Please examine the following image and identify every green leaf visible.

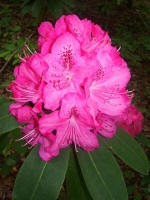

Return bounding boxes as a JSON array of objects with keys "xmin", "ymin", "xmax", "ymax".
[
  {"xmin": 0, "ymin": 79, "xmax": 11, "ymax": 88},
  {"xmin": 0, "ymin": 133, "xmax": 10, "ymax": 152},
  {"xmin": 77, "ymin": 146, "xmax": 128, "ymax": 200},
  {"xmin": 0, "ymin": 114, "xmax": 18, "ymax": 135},
  {"xmin": 66, "ymin": 149, "xmax": 92, "ymax": 200},
  {"xmin": 12, "ymin": 26, "xmax": 21, "ymax": 32},
  {"xmin": 0, "ymin": 50, "xmax": 10, "ymax": 57},
  {"xmin": 0, "ymin": 97, "xmax": 18, "ymax": 135},
  {"xmin": 136, "ymin": 133, "xmax": 150, "ymax": 148},
  {"xmin": 4, "ymin": 43, "xmax": 16, "ymax": 51},
  {"xmin": 101, "ymin": 127, "xmax": 149, "ymax": 175},
  {"xmin": 13, "ymin": 146, "xmax": 70, "ymax": 200},
  {"xmin": 0, "ymin": 100, "xmax": 11, "ymax": 118}
]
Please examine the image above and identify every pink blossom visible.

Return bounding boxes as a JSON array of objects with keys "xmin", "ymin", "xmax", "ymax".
[
  {"xmin": 55, "ymin": 15, "xmax": 67, "ymax": 36},
  {"xmin": 11, "ymin": 104, "xmax": 55, "ymax": 161},
  {"xmin": 42, "ymin": 32, "xmax": 88, "ymax": 110},
  {"xmin": 39, "ymin": 94, "xmax": 99, "ymax": 156},
  {"xmin": 21, "ymin": 118, "xmax": 56, "ymax": 161},
  {"xmin": 9, "ymin": 54, "xmax": 48, "ymax": 108},
  {"xmin": 117, "ymin": 105, "xmax": 143, "ymax": 137},
  {"xmin": 9, "ymin": 103, "xmax": 35, "ymax": 123},
  {"xmin": 96, "ymin": 112, "xmax": 117, "ymax": 138},
  {"xmin": 8, "ymin": 14, "xmax": 143, "ymax": 161},
  {"xmin": 85, "ymin": 45, "xmax": 132, "ymax": 116},
  {"xmin": 39, "ymin": 134, "xmax": 56, "ymax": 161},
  {"xmin": 20, "ymin": 120, "xmax": 41, "ymax": 147},
  {"xmin": 38, "ymin": 22, "xmax": 56, "ymax": 54}
]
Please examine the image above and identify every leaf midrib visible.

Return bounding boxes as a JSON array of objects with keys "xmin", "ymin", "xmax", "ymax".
[
  {"xmin": 30, "ymin": 162, "xmax": 47, "ymax": 200},
  {"xmin": 88, "ymin": 152, "xmax": 115, "ymax": 200}
]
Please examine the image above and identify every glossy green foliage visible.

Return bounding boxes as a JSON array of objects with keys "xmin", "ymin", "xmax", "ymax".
[
  {"xmin": 66, "ymin": 149, "xmax": 92, "ymax": 200},
  {"xmin": 77, "ymin": 146, "xmax": 128, "ymax": 200},
  {"xmin": 101, "ymin": 127, "xmax": 149, "ymax": 175},
  {"xmin": 0, "ymin": 97, "xmax": 18, "ymax": 135},
  {"xmin": 13, "ymin": 146, "xmax": 70, "ymax": 200}
]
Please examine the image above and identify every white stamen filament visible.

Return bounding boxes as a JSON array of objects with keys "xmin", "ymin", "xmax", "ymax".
[
  {"xmin": 16, "ymin": 129, "xmax": 36, "ymax": 141},
  {"xmin": 117, "ymin": 46, "xmax": 121, "ymax": 51},
  {"xmin": 18, "ymin": 54, "xmax": 26, "ymax": 62},
  {"xmin": 25, "ymin": 44, "xmax": 34, "ymax": 55}
]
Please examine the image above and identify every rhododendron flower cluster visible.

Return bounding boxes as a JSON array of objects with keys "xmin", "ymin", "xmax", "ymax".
[{"xmin": 9, "ymin": 15, "xmax": 143, "ymax": 161}]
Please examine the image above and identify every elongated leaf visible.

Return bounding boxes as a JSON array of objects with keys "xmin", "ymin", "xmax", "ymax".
[
  {"xmin": 0, "ymin": 97, "xmax": 10, "ymax": 122},
  {"xmin": 0, "ymin": 114, "xmax": 18, "ymax": 135},
  {"xmin": 66, "ymin": 149, "xmax": 92, "ymax": 200},
  {"xmin": 0, "ymin": 101, "xmax": 10, "ymax": 118},
  {"xmin": 77, "ymin": 146, "xmax": 128, "ymax": 200},
  {"xmin": 0, "ymin": 97, "xmax": 18, "ymax": 135},
  {"xmin": 13, "ymin": 146, "xmax": 70, "ymax": 200},
  {"xmin": 0, "ymin": 133, "xmax": 10, "ymax": 152},
  {"xmin": 101, "ymin": 127, "xmax": 149, "ymax": 175}
]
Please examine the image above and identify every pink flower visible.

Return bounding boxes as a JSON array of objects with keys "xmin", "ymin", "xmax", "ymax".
[
  {"xmin": 20, "ymin": 118, "xmax": 56, "ymax": 161},
  {"xmin": 42, "ymin": 31, "xmax": 89, "ymax": 110},
  {"xmin": 9, "ymin": 103, "xmax": 35, "ymax": 124},
  {"xmin": 20, "ymin": 120, "xmax": 41, "ymax": 147},
  {"xmin": 9, "ymin": 54, "xmax": 48, "ymax": 108},
  {"xmin": 39, "ymin": 94, "xmax": 99, "ymax": 156},
  {"xmin": 38, "ymin": 22, "xmax": 56, "ymax": 54},
  {"xmin": 96, "ymin": 112, "xmax": 117, "ymax": 138},
  {"xmin": 11, "ymin": 103, "xmax": 56, "ymax": 161},
  {"xmin": 8, "ymin": 14, "xmax": 143, "ymax": 161},
  {"xmin": 39, "ymin": 134, "xmax": 56, "ymax": 161},
  {"xmin": 117, "ymin": 105, "xmax": 143, "ymax": 137},
  {"xmin": 85, "ymin": 45, "xmax": 132, "ymax": 117},
  {"xmin": 9, "ymin": 103, "xmax": 40, "ymax": 147}
]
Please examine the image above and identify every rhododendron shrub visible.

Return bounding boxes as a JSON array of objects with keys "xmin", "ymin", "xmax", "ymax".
[
  {"xmin": 7, "ymin": 14, "xmax": 149, "ymax": 200},
  {"xmin": 9, "ymin": 14, "xmax": 143, "ymax": 162}
]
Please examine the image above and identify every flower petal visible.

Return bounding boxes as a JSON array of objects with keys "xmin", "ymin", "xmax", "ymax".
[
  {"xmin": 38, "ymin": 22, "xmax": 55, "ymax": 38},
  {"xmin": 51, "ymin": 32, "xmax": 81, "ymax": 62},
  {"xmin": 38, "ymin": 22, "xmax": 56, "ymax": 53},
  {"xmin": 96, "ymin": 113, "xmax": 116, "ymax": 138},
  {"xmin": 39, "ymin": 111, "xmax": 65, "ymax": 135},
  {"xmin": 55, "ymin": 15, "xmax": 67, "ymax": 36},
  {"xmin": 39, "ymin": 134, "xmax": 56, "ymax": 161},
  {"xmin": 117, "ymin": 105, "xmax": 143, "ymax": 137},
  {"xmin": 29, "ymin": 54, "xmax": 48, "ymax": 77},
  {"xmin": 89, "ymin": 89, "xmax": 131, "ymax": 116},
  {"xmin": 65, "ymin": 15, "xmax": 84, "ymax": 41},
  {"xmin": 88, "ymin": 64, "xmax": 131, "ymax": 116},
  {"xmin": 50, "ymin": 117, "xmax": 99, "ymax": 155},
  {"xmin": 9, "ymin": 103, "xmax": 34, "ymax": 123},
  {"xmin": 59, "ymin": 93, "xmax": 94, "ymax": 126},
  {"xmin": 43, "ymin": 83, "xmax": 73, "ymax": 111}
]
